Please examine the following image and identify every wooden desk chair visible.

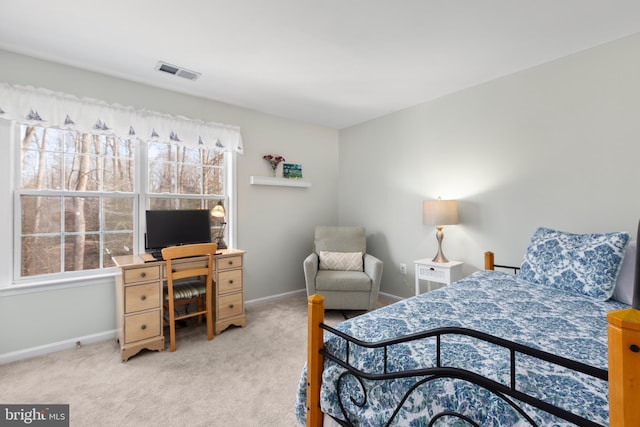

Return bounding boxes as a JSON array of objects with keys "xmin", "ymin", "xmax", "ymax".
[{"xmin": 162, "ymin": 242, "xmax": 217, "ymax": 352}]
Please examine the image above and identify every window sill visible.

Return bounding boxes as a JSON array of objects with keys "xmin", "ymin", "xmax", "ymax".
[
  {"xmin": 249, "ymin": 176, "xmax": 311, "ymax": 187},
  {"xmin": 1, "ymin": 270, "xmax": 119, "ymax": 296}
]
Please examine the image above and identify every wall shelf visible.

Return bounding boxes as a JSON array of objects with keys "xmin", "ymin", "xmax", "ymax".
[{"xmin": 249, "ymin": 176, "xmax": 311, "ymax": 188}]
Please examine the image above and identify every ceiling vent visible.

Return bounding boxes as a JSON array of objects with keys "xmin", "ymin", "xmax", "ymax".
[{"xmin": 155, "ymin": 61, "xmax": 201, "ymax": 81}]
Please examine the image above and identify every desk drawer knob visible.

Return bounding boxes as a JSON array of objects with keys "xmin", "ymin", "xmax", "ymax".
[
  {"xmin": 228, "ymin": 261, "xmax": 233, "ymax": 266},
  {"xmin": 429, "ymin": 267, "xmax": 435, "ymax": 271},
  {"xmin": 141, "ymin": 324, "xmax": 147, "ymax": 330},
  {"xmin": 228, "ymin": 280, "xmax": 234, "ymax": 284},
  {"xmin": 140, "ymin": 295, "xmax": 146, "ymax": 301},
  {"xmin": 229, "ymin": 304, "xmax": 234, "ymax": 309},
  {"xmin": 140, "ymin": 272, "xmax": 146, "ymax": 278}
]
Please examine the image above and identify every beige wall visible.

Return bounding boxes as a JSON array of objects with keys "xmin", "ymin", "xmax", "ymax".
[
  {"xmin": 339, "ymin": 33, "xmax": 640, "ymax": 297},
  {"xmin": 0, "ymin": 49, "xmax": 339, "ymax": 358}
]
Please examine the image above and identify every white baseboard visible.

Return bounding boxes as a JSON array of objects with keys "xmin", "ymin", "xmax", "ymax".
[
  {"xmin": 1, "ymin": 289, "xmax": 402, "ymax": 365},
  {"xmin": 379, "ymin": 291, "xmax": 403, "ymax": 302},
  {"xmin": 245, "ymin": 288, "xmax": 306, "ymax": 307},
  {"xmin": 0, "ymin": 330, "xmax": 117, "ymax": 365}
]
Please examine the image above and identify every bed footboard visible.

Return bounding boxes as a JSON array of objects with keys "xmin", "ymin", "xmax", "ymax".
[
  {"xmin": 307, "ymin": 292, "xmax": 640, "ymax": 426},
  {"xmin": 307, "ymin": 294, "xmax": 324, "ymax": 427}
]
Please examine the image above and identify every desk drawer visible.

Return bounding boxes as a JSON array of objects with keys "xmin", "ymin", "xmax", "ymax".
[
  {"xmin": 217, "ymin": 255, "xmax": 242, "ymax": 271},
  {"xmin": 124, "ymin": 266, "xmax": 160, "ymax": 284},
  {"xmin": 124, "ymin": 310, "xmax": 161, "ymax": 343},
  {"xmin": 125, "ymin": 283, "xmax": 161, "ymax": 314},
  {"xmin": 218, "ymin": 269, "xmax": 242, "ymax": 294},
  {"xmin": 218, "ymin": 293, "xmax": 243, "ymax": 319}
]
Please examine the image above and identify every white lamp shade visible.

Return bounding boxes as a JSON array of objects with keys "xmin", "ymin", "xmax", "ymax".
[
  {"xmin": 423, "ymin": 199, "xmax": 458, "ymax": 226},
  {"xmin": 211, "ymin": 203, "xmax": 226, "ymax": 218}
]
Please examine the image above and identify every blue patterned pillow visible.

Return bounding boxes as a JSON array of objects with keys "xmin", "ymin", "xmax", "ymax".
[{"xmin": 519, "ymin": 227, "xmax": 630, "ymax": 300}]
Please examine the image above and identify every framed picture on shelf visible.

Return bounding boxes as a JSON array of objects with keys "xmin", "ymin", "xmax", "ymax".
[{"xmin": 283, "ymin": 163, "xmax": 303, "ymax": 178}]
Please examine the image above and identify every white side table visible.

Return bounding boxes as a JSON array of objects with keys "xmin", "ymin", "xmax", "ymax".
[{"xmin": 413, "ymin": 259, "xmax": 464, "ymax": 295}]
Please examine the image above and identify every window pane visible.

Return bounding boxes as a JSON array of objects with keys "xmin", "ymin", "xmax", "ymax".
[
  {"xmin": 103, "ymin": 233, "xmax": 134, "ymax": 267},
  {"xmin": 176, "ymin": 164, "xmax": 202, "ymax": 194},
  {"xmin": 177, "ymin": 145, "xmax": 202, "ymax": 164},
  {"xmin": 203, "ymin": 166, "xmax": 223, "ymax": 195},
  {"xmin": 103, "ymin": 198, "xmax": 134, "ymax": 231},
  {"xmin": 64, "ymin": 233, "xmax": 100, "ymax": 272},
  {"xmin": 65, "ymin": 154, "xmax": 100, "ymax": 191},
  {"xmin": 177, "ymin": 199, "xmax": 203, "ymax": 210},
  {"xmin": 103, "ymin": 135, "xmax": 134, "ymax": 158},
  {"xmin": 103, "ymin": 157, "xmax": 134, "ymax": 192},
  {"xmin": 148, "ymin": 160, "xmax": 175, "ymax": 193},
  {"xmin": 148, "ymin": 198, "xmax": 207, "ymax": 211},
  {"xmin": 64, "ymin": 197, "xmax": 100, "ymax": 233},
  {"xmin": 21, "ymin": 196, "xmax": 62, "ymax": 234},
  {"xmin": 148, "ymin": 198, "xmax": 176, "ymax": 210},
  {"xmin": 21, "ymin": 150, "xmax": 63, "ymax": 190},
  {"xmin": 103, "ymin": 135, "xmax": 135, "ymax": 192},
  {"xmin": 148, "ymin": 141, "xmax": 175, "ymax": 160},
  {"xmin": 21, "ymin": 235, "xmax": 61, "ymax": 276}
]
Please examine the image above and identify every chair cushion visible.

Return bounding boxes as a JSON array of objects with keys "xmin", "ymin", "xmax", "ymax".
[
  {"xmin": 315, "ymin": 270, "xmax": 372, "ymax": 292},
  {"xmin": 319, "ymin": 251, "xmax": 363, "ymax": 271},
  {"xmin": 164, "ymin": 278, "xmax": 206, "ymax": 300}
]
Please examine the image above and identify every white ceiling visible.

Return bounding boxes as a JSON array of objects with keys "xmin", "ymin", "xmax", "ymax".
[{"xmin": 1, "ymin": 1, "xmax": 639, "ymax": 129}]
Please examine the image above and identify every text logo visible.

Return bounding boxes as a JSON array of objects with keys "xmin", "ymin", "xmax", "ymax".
[{"xmin": 1, "ymin": 405, "xmax": 68, "ymax": 426}]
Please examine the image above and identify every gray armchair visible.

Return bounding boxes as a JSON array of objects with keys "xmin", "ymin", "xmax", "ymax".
[{"xmin": 303, "ymin": 226, "xmax": 383, "ymax": 311}]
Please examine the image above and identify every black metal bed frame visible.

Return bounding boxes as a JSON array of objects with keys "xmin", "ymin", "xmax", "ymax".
[{"xmin": 319, "ymin": 323, "xmax": 607, "ymax": 427}]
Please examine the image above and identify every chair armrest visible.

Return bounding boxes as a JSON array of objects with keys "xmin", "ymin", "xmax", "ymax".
[
  {"xmin": 303, "ymin": 253, "xmax": 319, "ymax": 295},
  {"xmin": 363, "ymin": 253, "xmax": 383, "ymax": 292}
]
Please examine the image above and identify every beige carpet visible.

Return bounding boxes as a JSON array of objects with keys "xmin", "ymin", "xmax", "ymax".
[{"xmin": 0, "ymin": 293, "xmax": 390, "ymax": 427}]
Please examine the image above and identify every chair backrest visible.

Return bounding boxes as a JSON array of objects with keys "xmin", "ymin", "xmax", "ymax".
[
  {"xmin": 162, "ymin": 243, "xmax": 218, "ymax": 284},
  {"xmin": 313, "ymin": 226, "xmax": 366, "ymax": 254}
]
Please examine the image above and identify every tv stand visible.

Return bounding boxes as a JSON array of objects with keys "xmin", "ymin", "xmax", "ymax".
[{"xmin": 113, "ymin": 248, "xmax": 246, "ymax": 361}]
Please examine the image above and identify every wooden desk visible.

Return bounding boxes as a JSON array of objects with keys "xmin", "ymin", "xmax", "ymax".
[{"xmin": 113, "ymin": 248, "xmax": 246, "ymax": 361}]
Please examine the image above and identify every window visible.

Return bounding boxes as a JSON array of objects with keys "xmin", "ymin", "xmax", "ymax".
[
  {"xmin": 16, "ymin": 126, "xmax": 230, "ymax": 281},
  {"xmin": 145, "ymin": 140, "xmax": 227, "ymax": 242}
]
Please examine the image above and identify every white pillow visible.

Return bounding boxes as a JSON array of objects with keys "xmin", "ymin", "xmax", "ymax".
[
  {"xmin": 319, "ymin": 251, "xmax": 363, "ymax": 271},
  {"xmin": 612, "ymin": 240, "xmax": 636, "ymax": 305}
]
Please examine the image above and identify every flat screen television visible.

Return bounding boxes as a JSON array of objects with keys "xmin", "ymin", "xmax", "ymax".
[{"xmin": 145, "ymin": 209, "xmax": 211, "ymax": 255}]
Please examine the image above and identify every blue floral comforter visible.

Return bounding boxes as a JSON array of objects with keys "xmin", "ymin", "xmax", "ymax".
[{"xmin": 295, "ymin": 270, "xmax": 628, "ymax": 426}]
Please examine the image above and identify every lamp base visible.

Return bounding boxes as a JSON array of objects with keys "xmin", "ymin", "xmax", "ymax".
[
  {"xmin": 215, "ymin": 238, "xmax": 227, "ymax": 250},
  {"xmin": 431, "ymin": 251, "xmax": 449, "ymax": 263},
  {"xmin": 431, "ymin": 225, "xmax": 449, "ymax": 263}
]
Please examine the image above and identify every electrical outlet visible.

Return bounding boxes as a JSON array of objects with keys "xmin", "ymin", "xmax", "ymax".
[{"xmin": 400, "ymin": 263, "xmax": 407, "ymax": 274}]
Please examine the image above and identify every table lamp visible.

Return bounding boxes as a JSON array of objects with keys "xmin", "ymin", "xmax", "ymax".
[
  {"xmin": 423, "ymin": 198, "xmax": 458, "ymax": 263},
  {"xmin": 211, "ymin": 201, "xmax": 227, "ymax": 249}
]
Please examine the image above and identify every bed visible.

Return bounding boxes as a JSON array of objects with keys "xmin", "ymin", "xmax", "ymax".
[{"xmin": 295, "ymin": 226, "xmax": 640, "ymax": 426}]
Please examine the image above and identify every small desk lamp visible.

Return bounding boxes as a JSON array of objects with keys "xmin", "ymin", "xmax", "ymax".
[
  {"xmin": 211, "ymin": 201, "xmax": 227, "ymax": 249},
  {"xmin": 423, "ymin": 198, "xmax": 458, "ymax": 263}
]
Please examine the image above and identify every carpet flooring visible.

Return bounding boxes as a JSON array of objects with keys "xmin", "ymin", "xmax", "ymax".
[{"xmin": 0, "ymin": 292, "xmax": 388, "ymax": 427}]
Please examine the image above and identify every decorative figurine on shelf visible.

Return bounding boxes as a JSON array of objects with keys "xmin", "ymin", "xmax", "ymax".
[{"xmin": 263, "ymin": 154, "xmax": 286, "ymax": 177}]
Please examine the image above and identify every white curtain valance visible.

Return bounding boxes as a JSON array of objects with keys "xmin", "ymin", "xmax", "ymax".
[{"xmin": 0, "ymin": 83, "xmax": 243, "ymax": 153}]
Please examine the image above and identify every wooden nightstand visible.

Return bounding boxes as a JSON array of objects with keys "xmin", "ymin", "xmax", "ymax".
[{"xmin": 413, "ymin": 258, "xmax": 464, "ymax": 295}]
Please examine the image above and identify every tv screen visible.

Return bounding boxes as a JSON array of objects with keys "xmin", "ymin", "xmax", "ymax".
[{"xmin": 145, "ymin": 209, "xmax": 211, "ymax": 253}]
